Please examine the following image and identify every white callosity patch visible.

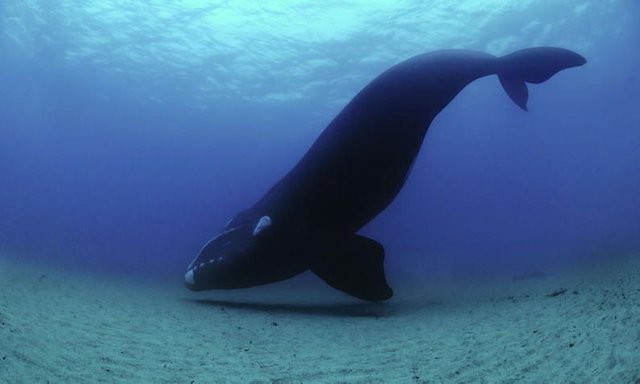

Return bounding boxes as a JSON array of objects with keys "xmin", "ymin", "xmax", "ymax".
[
  {"xmin": 252, "ymin": 216, "xmax": 272, "ymax": 236},
  {"xmin": 186, "ymin": 253, "xmax": 225, "ymax": 277},
  {"xmin": 184, "ymin": 269, "xmax": 194, "ymax": 285}
]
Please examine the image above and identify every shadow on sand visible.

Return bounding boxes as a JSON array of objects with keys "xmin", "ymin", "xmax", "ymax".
[{"xmin": 186, "ymin": 297, "xmax": 440, "ymax": 318}]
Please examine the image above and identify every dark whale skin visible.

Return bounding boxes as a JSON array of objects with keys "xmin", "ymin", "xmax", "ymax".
[{"xmin": 185, "ymin": 47, "xmax": 586, "ymax": 301}]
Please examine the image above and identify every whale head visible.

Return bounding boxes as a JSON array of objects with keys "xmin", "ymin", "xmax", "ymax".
[{"xmin": 184, "ymin": 213, "xmax": 305, "ymax": 291}]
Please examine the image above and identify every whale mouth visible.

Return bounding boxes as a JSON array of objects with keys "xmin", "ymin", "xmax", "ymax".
[{"xmin": 184, "ymin": 256, "xmax": 226, "ymax": 291}]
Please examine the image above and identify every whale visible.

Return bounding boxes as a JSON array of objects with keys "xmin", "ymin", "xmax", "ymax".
[{"xmin": 184, "ymin": 47, "xmax": 586, "ymax": 301}]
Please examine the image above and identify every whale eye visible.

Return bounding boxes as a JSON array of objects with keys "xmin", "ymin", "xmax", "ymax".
[{"xmin": 252, "ymin": 216, "xmax": 272, "ymax": 236}]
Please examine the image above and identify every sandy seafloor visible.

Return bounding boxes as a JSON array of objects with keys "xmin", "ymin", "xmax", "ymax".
[{"xmin": 1, "ymin": 253, "xmax": 639, "ymax": 384}]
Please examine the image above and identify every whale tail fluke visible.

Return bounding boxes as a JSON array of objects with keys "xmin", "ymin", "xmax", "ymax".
[{"xmin": 497, "ymin": 47, "xmax": 587, "ymax": 111}]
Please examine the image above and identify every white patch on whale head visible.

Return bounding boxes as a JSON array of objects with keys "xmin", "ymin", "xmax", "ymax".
[
  {"xmin": 184, "ymin": 269, "xmax": 195, "ymax": 286},
  {"xmin": 252, "ymin": 216, "xmax": 272, "ymax": 236}
]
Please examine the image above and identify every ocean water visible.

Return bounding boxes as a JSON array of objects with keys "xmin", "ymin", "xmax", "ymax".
[{"xmin": 1, "ymin": 1, "xmax": 640, "ymax": 382}]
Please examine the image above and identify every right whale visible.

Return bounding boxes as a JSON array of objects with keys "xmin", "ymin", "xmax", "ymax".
[{"xmin": 185, "ymin": 47, "xmax": 587, "ymax": 301}]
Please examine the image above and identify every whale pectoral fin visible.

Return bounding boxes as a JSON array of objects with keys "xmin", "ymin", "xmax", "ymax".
[{"xmin": 308, "ymin": 235, "xmax": 393, "ymax": 301}]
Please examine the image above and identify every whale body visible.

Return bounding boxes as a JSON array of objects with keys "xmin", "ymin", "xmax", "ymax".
[{"xmin": 185, "ymin": 47, "xmax": 586, "ymax": 301}]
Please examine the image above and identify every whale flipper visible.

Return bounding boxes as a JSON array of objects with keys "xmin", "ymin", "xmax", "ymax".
[
  {"xmin": 498, "ymin": 47, "xmax": 587, "ymax": 110},
  {"xmin": 308, "ymin": 234, "xmax": 393, "ymax": 301}
]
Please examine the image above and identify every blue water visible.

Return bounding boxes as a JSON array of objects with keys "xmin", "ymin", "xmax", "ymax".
[{"xmin": 0, "ymin": 1, "xmax": 639, "ymax": 282}]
